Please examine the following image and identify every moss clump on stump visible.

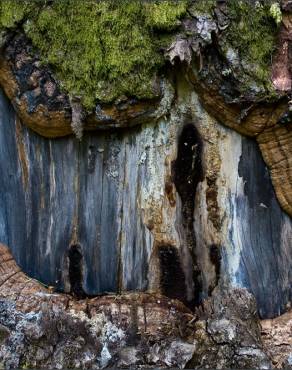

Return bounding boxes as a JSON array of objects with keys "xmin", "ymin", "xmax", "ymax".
[
  {"xmin": 0, "ymin": 0, "xmax": 283, "ymax": 108},
  {"xmin": 189, "ymin": 0, "xmax": 281, "ymax": 98},
  {"xmin": 0, "ymin": 0, "xmax": 187, "ymax": 110},
  {"xmin": 227, "ymin": 0, "xmax": 281, "ymax": 93}
]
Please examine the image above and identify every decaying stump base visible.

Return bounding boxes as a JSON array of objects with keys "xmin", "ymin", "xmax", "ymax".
[{"xmin": 1, "ymin": 243, "xmax": 287, "ymax": 369}]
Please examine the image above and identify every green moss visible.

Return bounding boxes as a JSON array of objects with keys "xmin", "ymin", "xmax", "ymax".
[
  {"xmin": 188, "ymin": 0, "xmax": 216, "ymax": 16},
  {"xmin": 0, "ymin": 0, "xmax": 187, "ymax": 110},
  {"xmin": 0, "ymin": 0, "xmax": 281, "ymax": 107},
  {"xmin": 145, "ymin": 1, "xmax": 188, "ymax": 30},
  {"xmin": 0, "ymin": 1, "xmax": 30, "ymax": 28},
  {"xmin": 188, "ymin": 0, "xmax": 280, "ymax": 98},
  {"xmin": 270, "ymin": 2, "xmax": 282, "ymax": 25},
  {"xmin": 226, "ymin": 0, "xmax": 280, "ymax": 94}
]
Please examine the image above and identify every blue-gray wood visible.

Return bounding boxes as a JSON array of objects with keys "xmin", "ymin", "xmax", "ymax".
[
  {"xmin": 0, "ymin": 89, "xmax": 152, "ymax": 295},
  {"xmin": 235, "ymin": 138, "xmax": 292, "ymax": 318},
  {"xmin": 217, "ymin": 132, "xmax": 292, "ymax": 319}
]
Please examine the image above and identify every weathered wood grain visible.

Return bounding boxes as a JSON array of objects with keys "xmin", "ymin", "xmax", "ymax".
[
  {"xmin": 192, "ymin": 93, "xmax": 292, "ymax": 319},
  {"xmin": 0, "ymin": 87, "xmax": 291, "ymax": 318},
  {"xmin": 0, "ymin": 88, "xmax": 195, "ymax": 304}
]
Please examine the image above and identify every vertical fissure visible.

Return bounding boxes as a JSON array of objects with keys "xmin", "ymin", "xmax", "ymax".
[
  {"xmin": 172, "ymin": 123, "xmax": 204, "ymax": 307},
  {"xmin": 158, "ymin": 244, "xmax": 188, "ymax": 304},
  {"xmin": 208, "ymin": 244, "xmax": 222, "ymax": 296},
  {"xmin": 68, "ymin": 244, "xmax": 86, "ymax": 299}
]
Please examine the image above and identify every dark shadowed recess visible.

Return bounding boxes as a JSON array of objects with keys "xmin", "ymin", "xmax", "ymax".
[
  {"xmin": 208, "ymin": 244, "xmax": 222, "ymax": 296},
  {"xmin": 68, "ymin": 244, "xmax": 86, "ymax": 299},
  {"xmin": 172, "ymin": 123, "xmax": 204, "ymax": 307},
  {"xmin": 158, "ymin": 244, "xmax": 188, "ymax": 304}
]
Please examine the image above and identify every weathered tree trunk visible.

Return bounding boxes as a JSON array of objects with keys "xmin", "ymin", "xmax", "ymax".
[
  {"xmin": 0, "ymin": 81, "xmax": 291, "ymax": 319},
  {"xmin": 0, "ymin": 0, "xmax": 292, "ymax": 368}
]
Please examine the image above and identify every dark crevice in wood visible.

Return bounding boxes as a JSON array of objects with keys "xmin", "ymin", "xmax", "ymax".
[
  {"xmin": 68, "ymin": 244, "xmax": 86, "ymax": 299},
  {"xmin": 208, "ymin": 244, "xmax": 222, "ymax": 296},
  {"xmin": 158, "ymin": 244, "xmax": 188, "ymax": 305},
  {"xmin": 172, "ymin": 123, "xmax": 204, "ymax": 308}
]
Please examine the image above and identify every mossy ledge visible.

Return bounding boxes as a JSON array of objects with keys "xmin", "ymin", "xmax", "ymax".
[
  {"xmin": 0, "ymin": 0, "xmax": 286, "ymax": 141},
  {"xmin": 0, "ymin": 0, "xmax": 187, "ymax": 111},
  {"xmin": 0, "ymin": 0, "xmax": 283, "ymax": 112}
]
